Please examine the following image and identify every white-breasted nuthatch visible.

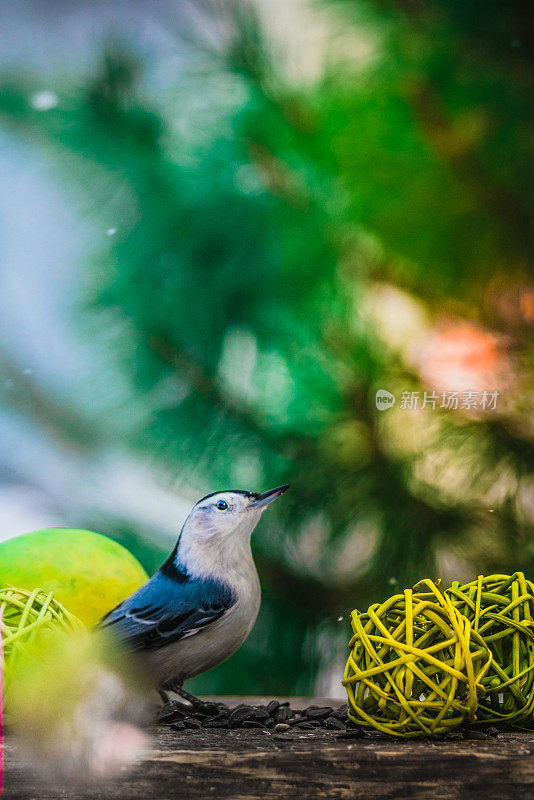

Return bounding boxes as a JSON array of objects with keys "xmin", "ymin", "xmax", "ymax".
[{"xmin": 97, "ymin": 485, "xmax": 289, "ymax": 709}]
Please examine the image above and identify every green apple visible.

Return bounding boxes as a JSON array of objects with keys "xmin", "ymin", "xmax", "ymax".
[{"xmin": 0, "ymin": 528, "xmax": 149, "ymax": 626}]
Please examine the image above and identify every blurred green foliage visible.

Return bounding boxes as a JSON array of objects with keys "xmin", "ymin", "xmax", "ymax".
[{"xmin": 0, "ymin": 0, "xmax": 532, "ymax": 694}]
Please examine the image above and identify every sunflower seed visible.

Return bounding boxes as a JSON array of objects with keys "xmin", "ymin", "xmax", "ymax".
[
  {"xmin": 228, "ymin": 706, "xmax": 255, "ymax": 727},
  {"xmin": 324, "ymin": 717, "xmax": 347, "ymax": 730},
  {"xmin": 203, "ymin": 719, "xmax": 230, "ymax": 729},
  {"xmin": 266, "ymin": 700, "xmax": 280, "ymax": 716},
  {"xmin": 306, "ymin": 707, "xmax": 333, "ymax": 721},
  {"xmin": 337, "ymin": 729, "xmax": 366, "ymax": 739},
  {"xmin": 274, "ymin": 707, "xmax": 292, "ymax": 723},
  {"xmin": 465, "ymin": 729, "xmax": 491, "ymax": 740}
]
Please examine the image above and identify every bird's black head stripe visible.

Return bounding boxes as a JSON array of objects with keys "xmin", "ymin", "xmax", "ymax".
[{"xmin": 198, "ymin": 489, "xmax": 257, "ymax": 503}]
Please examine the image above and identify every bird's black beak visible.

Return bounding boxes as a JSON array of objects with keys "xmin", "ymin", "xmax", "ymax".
[{"xmin": 252, "ymin": 484, "xmax": 290, "ymax": 508}]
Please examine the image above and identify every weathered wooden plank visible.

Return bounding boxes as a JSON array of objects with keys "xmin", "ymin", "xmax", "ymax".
[{"xmin": 4, "ymin": 699, "xmax": 534, "ymax": 800}]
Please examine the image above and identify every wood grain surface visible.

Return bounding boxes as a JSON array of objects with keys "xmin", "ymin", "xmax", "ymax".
[{"xmin": 4, "ymin": 697, "xmax": 534, "ymax": 799}]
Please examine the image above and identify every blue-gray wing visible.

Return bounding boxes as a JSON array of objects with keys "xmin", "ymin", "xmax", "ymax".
[{"xmin": 97, "ymin": 572, "xmax": 236, "ymax": 653}]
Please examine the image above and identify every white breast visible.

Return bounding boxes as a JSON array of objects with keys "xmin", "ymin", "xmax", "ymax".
[{"xmin": 148, "ymin": 565, "xmax": 261, "ymax": 686}]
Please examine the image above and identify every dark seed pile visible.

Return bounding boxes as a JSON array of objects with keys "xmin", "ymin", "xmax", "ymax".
[
  {"xmin": 156, "ymin": 699, "xmax": 367, "ymax": 740},
  {"xmin": 156, "ymin": 701, "xmax": 503, "ymax": 742}
]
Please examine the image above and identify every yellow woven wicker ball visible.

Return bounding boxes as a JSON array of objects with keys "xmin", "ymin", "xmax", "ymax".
[
  {"xmin": 1, "ymin": 586, "xmax": 83, "ymax": 697},
  {"xmin": 343, "ymin": 579, "xmax": 492, "ymax": 737},
  {"xmin": 447, "ymin": 572, "xmax": 534, "ymax": 726}
]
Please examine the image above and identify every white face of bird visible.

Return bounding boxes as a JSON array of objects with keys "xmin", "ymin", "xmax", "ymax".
[
  {"xmin": 188, "ymin": 486, "xmax": 289, "ymax": 541},
  {"xmin": 178, "ymin": 485, "xmax": 289, "ymax": 575}
]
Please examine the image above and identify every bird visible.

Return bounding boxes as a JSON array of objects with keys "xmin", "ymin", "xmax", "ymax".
[{"xmin": 97, "ymin": 484, "xmax": 289, "ymax": 711}]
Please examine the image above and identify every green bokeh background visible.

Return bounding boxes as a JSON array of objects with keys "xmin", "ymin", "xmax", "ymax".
[{"xmin": 0, "ymin": 0, "xmax": 532, "ymax": 696}]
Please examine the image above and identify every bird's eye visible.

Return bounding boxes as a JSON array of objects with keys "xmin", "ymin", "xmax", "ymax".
[{"xmin": 215, "ymin": 500, "xmax": 228, "ymax": 510}]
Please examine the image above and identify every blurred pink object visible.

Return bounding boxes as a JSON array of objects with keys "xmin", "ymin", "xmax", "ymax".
[
  {"xmin": 93, "ymin": 722, "xmax": 149, "ymax": 779},
  {"xmin": 419, "ymin": 321, "xmax": 514, "ymax": 394}
]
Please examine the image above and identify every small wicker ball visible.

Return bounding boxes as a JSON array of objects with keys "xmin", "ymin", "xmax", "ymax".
[
  {"xmin": 343, "ymin": 579, "xmax": 492, "ymax": 737},
  {"xmin": 1, "ymin": 586, "xmax": 83, "ymax": 695},
  {"xmin": 447, "ymin": 572, "xmax": 534, "ymax": 726}
]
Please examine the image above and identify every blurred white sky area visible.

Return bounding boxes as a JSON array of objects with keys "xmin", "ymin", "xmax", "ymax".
[
  {"xmin": 0, "ymin": 0, "xmax": 193, "ymax": 78},
  {"xmin": 0, "ymin": 0, "xmax": 201, "ymax": 544},
  {"xmin": 0, "ymin": 0, "xmax": 345, "ymax": 545}
]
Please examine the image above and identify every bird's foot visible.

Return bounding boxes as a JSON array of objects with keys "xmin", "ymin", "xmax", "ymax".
[
  {"xmin": 188, "ymin": 699, "xmax": 220, "ymax": 717},
  {"xmin": 163, "ymin": 685, "xmax": 219, "ymax": 717},
  {"xmin": 156, "ymin": 699, "xmax": 189, "ymax": 724}
]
